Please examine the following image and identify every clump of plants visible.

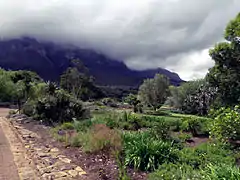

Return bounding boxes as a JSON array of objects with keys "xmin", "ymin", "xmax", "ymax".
[
  {"xmin": 209, "ymin": 106, "xmax": 240, "ymax": 142},
  {"xmin": 79, "ymin": 124, "xmax": 122, "ymax": 153},
  {"xmin": 123, "ymin": 131, "xmax": 178, "ymax": 171},
  {"xmin": 180, "ymin": 116, "xmax": 210, "ymax": 137},
  {"xmin": 35, "ymin": 82, "xmax": 89, "ymax": 124}
]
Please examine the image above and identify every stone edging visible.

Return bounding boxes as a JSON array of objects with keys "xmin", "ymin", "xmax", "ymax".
[{"xmin": 8, "ymin": 115, "xmax": 87, "ymax": 180}]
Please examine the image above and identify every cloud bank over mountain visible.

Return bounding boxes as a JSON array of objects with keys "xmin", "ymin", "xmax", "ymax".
[{"xmin": 0, "ymin": 0, "xmax": 239, "ymax": 80}]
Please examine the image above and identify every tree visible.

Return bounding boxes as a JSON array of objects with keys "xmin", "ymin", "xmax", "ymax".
[
  {"xmin": 138, "ymin": 74, "xmax": 169, "ymax": 110},
  {"xmin": 207, "ymin": 13, "xmax": 240, "ymax": 106},
  {"xmin": 166, "ymin": 79, "xmax": 205, "ymax": 109},
  {"xmin": 124, "ymin": 93, "xmax": 141, "ymax": 113},
  {"xmin": 60, "ymin": 60, "xmax": 103, "ymax": 100},
  {"xmin": 182, "ymin": 85, "xmax": 217, "ymax": 115}
]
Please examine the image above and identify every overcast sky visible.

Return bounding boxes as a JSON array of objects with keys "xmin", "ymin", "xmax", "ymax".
[{"xmin": 0, "ymin": 0, "xmax": 239, "ymax": 80}]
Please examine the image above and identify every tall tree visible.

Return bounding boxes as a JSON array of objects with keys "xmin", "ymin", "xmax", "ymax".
[
  {"xmin": 167, "ymin": 79, "xmax": 205, "ymax": 109},
  {"xmin": 138, "ymin": 74, "xmax": 169, "ymax": 110},
  {"xmin": 60, "ymin": 59, "xmax": 103, "ymax": 100},
  {"xmin": 207, "ymin": 13, "xmax": 240, "ymax": 106}
]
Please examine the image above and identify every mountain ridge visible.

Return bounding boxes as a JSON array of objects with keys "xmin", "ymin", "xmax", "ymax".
[{"xmin": 0, "ymin": 37, "xmax": 184, "ymax": 86}]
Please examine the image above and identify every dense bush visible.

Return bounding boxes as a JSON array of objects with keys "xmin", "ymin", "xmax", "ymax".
[
  {"xmin": 35, "ymin": 88, "xmax": 89, "ymax": 124},
  {"xmin": 123, "ymin": 131, "xmax": 178, "ymax": 171},
  {"xmin": 151, "ymin": 120, "xmax": 171, "ymax": 140},
  {"xmin": 180, "ymin": 116, "xmax": 210, "ymax": 136},
  {"xmin": 209, "ymin": 106, "xmax": 240, "ymax": 142}
]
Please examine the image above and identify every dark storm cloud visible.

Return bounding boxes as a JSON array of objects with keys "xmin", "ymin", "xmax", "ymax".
[{"xmin": 0, "ymin": 0, "xmax": 239, "ymax": 79}]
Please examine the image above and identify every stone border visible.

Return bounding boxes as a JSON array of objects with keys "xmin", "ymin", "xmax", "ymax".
[
  {"xmin": 8, "ymin": 115, "xmax": 87, "ymax": 180},
  {"xmin": 0, "ymin": 117, "xmax": 40, "ymax": 180}
]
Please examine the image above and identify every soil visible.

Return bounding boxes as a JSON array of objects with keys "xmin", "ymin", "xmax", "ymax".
[{"xmin": 20, "ymin": 120, "xmax": 147, "ymax": 180}]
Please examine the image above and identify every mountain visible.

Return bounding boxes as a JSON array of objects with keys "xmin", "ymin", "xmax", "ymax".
[{"xmin": 0, "ymin": 37, "xmax": 183, "ymax": 86}]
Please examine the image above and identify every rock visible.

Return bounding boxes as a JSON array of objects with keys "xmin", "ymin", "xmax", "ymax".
[
  {"xmin": 59, "ymin": 157, "xmax": 71, "ymax": 164},
  {"xmin": 79, "ymin": 171, "xmax": 87, "ymax": 176},
  {"xmin": 38, "ymin": 152, "xmax": 50, "ymax": 158},
  {"xmin": 68, "ymin": 170, "xmax": 78, "ymax": 177},
  {"xmin": 75, "ymin": 166, "xmax": 84, "ymax": 172},
  {"xmin": 50, "ymin": 148, "xmax": 59, "ymax": 152},
  {"xmin": 59, "ymin": 165, "xmax": 74, "ymax": 171},
  {"xmin": 53, "ymin": 172, "xmax": 68, "ymax": 178}
]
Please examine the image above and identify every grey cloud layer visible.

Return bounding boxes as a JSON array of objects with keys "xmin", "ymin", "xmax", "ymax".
[{"xmin": 0, "ymin": 0, "xmax": 239, "ymax": 79}]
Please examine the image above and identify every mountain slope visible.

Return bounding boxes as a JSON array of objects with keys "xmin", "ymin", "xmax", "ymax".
[{"xmin": 0, "ymin": 37, "xmax": 183, "ymax": 86}]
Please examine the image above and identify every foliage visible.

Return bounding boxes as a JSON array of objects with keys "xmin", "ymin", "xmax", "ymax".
[
  {"xmin": 166, "ymin": 79, "xmax": 205, "ymax": 110},
  {"xmin": 206, "ymin": 13, "xmax": 240, "ymax": 106},
  {"xmin": 209, "ymin": 106, "xmax": 240, "ymax": 142},
  {"xmin": 145, "ymin": 109, "xmax": 170, "ymax": 116},
  {"xmin": 79, "ymin": 124, "xmax": 122, "ymax": 153},
  {"xmin": 73, "ymin": 119, "xmax": 94, "ymax": 132},
  {"xmin": 148, "ymin": 163, "xmax": 203, "ymax": 180},
  {"xmin": 35, "ymin": 84, "xmax": 88, "ymax": 124},
  {"xmin": 180, "ymin": 116, "xmax": 210, "ymax": 137},
  {"xmin": 123, "ymin": 131, "xmax": 178, "ymax": 171},
  {"xmin": 104, "ymin": 111, "xmax": 148, "ymax": 130},
  {"xmin": 138, "ymin": 74, "xmax": 170, "ymax": 110},
  {"xmin": 101, "ymin": 97, "xmax": 118, "ymax": 107},
  {"xmin": 60, "ymin": 60, "xmax": 103, "ymax": 100},
  {"xmin": 202, "ymin": 163, "xmax": 240, "ymax": 180},
  {"xmin": 178, "ymin": 143, "xmax": 235, "ymax": 169},
  {"xmin": 123, "ymin": 93, "xmax": 141, "ymax": 113},
  {"xmin": 182, "ymin": 85, "xmax": 217, "ymax": 116},
  {"xmin": 151, "ymin": 120, "xmax": 171, "ymax": 140}
]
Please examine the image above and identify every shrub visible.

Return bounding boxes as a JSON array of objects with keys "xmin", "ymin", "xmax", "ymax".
[
  {"xmin": 21, "ymin": 100, "xmax": 37, "ymax": 116},
  {"xmin": 105, "ymin": 111, "xmax": 147, "ymax": 130},
  {"xmin": 151, "ymin": 120, "xmax": 171, "ymax": 140},
  {"xmin": 202, "ymin": 164, "xmax": 240, "ymax": 180},
  {"xmin": 148, "ymin": 163, "xmax": 203, "ymax": 180},
  {"xmin": 73, "ymin": 119, "xmax": 94, "ymax": 132},
  {"xmin": 178, "ymin": 143, "xmax": 235, "ymax": 169},
  {"xmin": 209, "ymin": 106, "xmax": 240, "ymax": 142},
  {"xmin": 61, "ymin": 122, "xmax": 74, "ymax": 130},
  {"xmin": 35, "ymin": 89, "xmax": 89, "ymax": 124},
  {"xmin": 177, "ymin": 132, "xmax": 193, "ymax": 143},
  {"xmin": 80, "ymin": 124, "xmax": 122, "ymax": 153},
  {"xmin": 180, "ymin": 116, "xmax": 210, "ymax": 136},
  {"xmin": 123, "ymin": 131, "xmax": 178, "ymax": 171}
]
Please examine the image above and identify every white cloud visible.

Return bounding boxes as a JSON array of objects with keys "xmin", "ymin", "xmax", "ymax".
[
  {"xmin": 167, "ymin": 49, "xmax": 215, "ymax": 80},
  {"xmin": 0, "ymin": 0, "xmax": 239, "ymax": 80}
]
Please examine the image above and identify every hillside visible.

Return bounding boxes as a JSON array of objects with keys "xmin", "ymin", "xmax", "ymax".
[{"xmin": 0, "ymin": 37, "xmax": 183, "ymax": 86}]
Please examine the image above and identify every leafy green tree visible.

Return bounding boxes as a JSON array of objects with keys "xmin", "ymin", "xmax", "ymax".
[
  {"xmin": 182, "ymin": 85, "xmax": 217, "ymax": 115},
  {"xmin": 124, "ymin": 93, "xmax": 141, "ymax": 113},
  {"xmin": 138, "ymin": 74, "xmax": 169, "ymax": 110},
  {"xmin": 60, "ymin": 67, "xmax": 89, "ymax": 98},
  {"xmin": 166, "ymin": 79, "xmax": 205, "ymax": 109},
  {"xmin": 207, "ymin": 13, "xmax": 240, "ymax": 106},
  {"xmin": 60, "ymin": 60, "xmax": 103, "ymax": 100}
]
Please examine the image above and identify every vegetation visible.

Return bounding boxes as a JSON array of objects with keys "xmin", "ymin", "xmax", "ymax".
[
  {"xmin": 138, "ymin": 74, "xmax": 169, "ymax": 110},
  {"xmin": 2, "ymin": 12, "xmax": 240, "ymax": 180}
]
